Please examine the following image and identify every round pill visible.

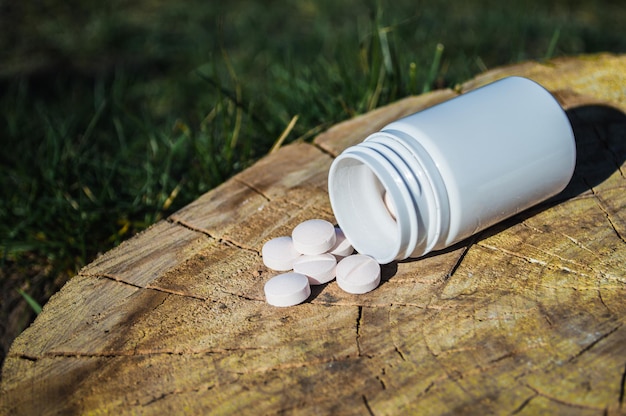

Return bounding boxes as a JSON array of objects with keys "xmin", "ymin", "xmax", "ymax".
[
  {"xmin": 383, "ymin": 191, "xmax": 397, "ymax": 220},
  {"xmin": 291, "ymin": 219, "xmax": 337, "ymax": 255},
  {"xmin": 328, "ymin": 227, "xmax": 354, "ymax": 258},
  {"xmin": 262, "ymin": 236, "xmax": 302, "ymax": 271},
  {"xmin": 293, "ymin": 253, "xmax": 337, "ymax": 285},
  {"xmin": 264, "ymin": 272, "xmax": 311, "ymax": 307},
  {"xmin": 336, "ymin": 254, "xmax": 381, "ymax": 294}
]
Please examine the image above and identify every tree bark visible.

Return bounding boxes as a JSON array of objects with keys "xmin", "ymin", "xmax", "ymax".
[{"xmin": 2, "ymin": 53, "xmax": 626, "ymax": 415}]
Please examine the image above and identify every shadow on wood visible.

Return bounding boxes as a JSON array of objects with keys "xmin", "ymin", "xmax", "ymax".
[{"xmin": 566, "ymin": 104, "xmax": 626, "ymax": 196}]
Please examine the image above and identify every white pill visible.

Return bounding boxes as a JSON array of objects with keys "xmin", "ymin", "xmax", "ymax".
[
  {"xmin": 383, "ymin": 190, "xmax": 397, "ymax": 220},
  {"xmin": 291, "ymin": 219, "xmax": 336, "ymax": 255},
  {"xmin": 262, "ymin": 236, "xmax": 302, "ymax": 271},
  {"xmin": 336, "ymin": 254, "xmax": 381, "ymax": 294},
  {"xmin": 293, "ymin": 253, "xmax": 337, "ymax": 285},
  {"xmin": 264, "ymin": 272, "xmax": 311, "ymax": 307},
  {"xmin": 328, "ymin": 227, "xmax": 354, "ymax": 258}
]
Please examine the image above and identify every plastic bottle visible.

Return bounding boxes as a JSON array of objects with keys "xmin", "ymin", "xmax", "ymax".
[{"xmin": 328, "ymin": 76, "xmax": 576, "ymax": 264}]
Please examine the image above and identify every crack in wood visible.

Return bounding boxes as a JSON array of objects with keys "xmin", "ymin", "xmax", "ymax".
[
  {"xmin": 167, "ymin": 217, "xmax": 260, "ymax": 255},
  {"xmin": 477, "ymin": 242, "xmax": 607, "ymax": 282},
  {"xmin": 142, "ymin": 383, "xmax": 215, "ymax": 407},
  {"xmin": 166, "ymin": 217, "xmax": 217, "ymax": 238},
  {"xmin": 536, "ymin": 283, "xmax": 626, "ymax": 292},
  {"xmin": 585, "ymin": 178, "xmax": 626, "ymax": 245},
  {"xmin": 521, "ymin": 222, "xmax": 546, "ymax": 234},
  {"xmin": 598, "ymin": 289, "xmax": 613, "ymax": 316},
  {"xmin": 217, "ymin": 289, "xmax": 264, "ymax": 303},
  {"xmin": 567, "ymin": 323, "xmax": 623, "ymax": 363},
  {"xmin": 312, "ymin": 140, "xmax": 338, "ymax": 159},
  {"xmin": 362, "ymin": 394, "xmax": 375, "ymax": 416},
  {"xmin": 592, "ymin": 122, "xmax": 626, "ymax": 179},
  {"xmin": 234, "ymin": 353, "xmax": 360, "ymax": 376},
  {"xmin": 356, "ymin": 306, "xmax": 363, "ymax": 357},
  {"xmin": 418, "ymin": 323, "xmax": 512, "ymax": 403},
  {"xmin": 145, "ymin": 285, "xmax": 207, "ymax": 302},
  {"xmin": 594, "ymin": 198, "xmax": 626, "ymax": 245},
  {"xmin": 486, "ymin": 342, "xmax": 549, "ymax": 365},
  {"xmin": 618, "ymin": 365, "xmax": 626, "ymax": 409},
  {"xmin": 217, "ymin": 237, "xmax": 260, "ymax": 255},
  {"xmin": 597, "ymin": 200, "xmax": 626, "ymax": 245},
  {"xmin": 445, "ymin": 236, "xmax": 476, "ymax": 280},
  {"xmin": 94, "ymin": 273, "xmax": 209, "ymax": 302},
  {"xmin": 311, "ymin": 299, "xmax": 436, "ymax": 309},
  {"xmin": 422, "ymin": 381, "xmax": 435, "ymax": 395},
  {"xmin": 96, "ymin": 273, "xmax": 143, "ymax": 289},
  {"xmin": 510, "ymin": 393, "xmax": 538, "ymax": 415},
  {"xmin": 394, "ymin": 346, "xmax": 406, "ymax": 361},
  {"xmin": 488, "ymin": 351, "xmax": 516, "ymax": 364},
  {"xmin": 376, "ymin": 374, "xmax": 387, "ymax": 390},
  {"xmin": 524, "ymin": 383, "xmax": 605, "ymax": 411},
  {"xmin": 12, "ymin": 346, "xmax": 273, "ymax": 361},
  {"xmin": 232, "ymin": 177, "xmax": 271, "ymax": 202},
  {"xmin": 560, "ymin": 232, "xmax": 601, "ymax": 258},
  {"xmin": 491, "ymin": 242, "xmax": 577, "ymax": 269}
]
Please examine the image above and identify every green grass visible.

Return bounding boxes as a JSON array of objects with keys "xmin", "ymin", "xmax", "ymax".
[{"xmin": 1, "ymin": 0, "xmax": 625, "ymax": 357}]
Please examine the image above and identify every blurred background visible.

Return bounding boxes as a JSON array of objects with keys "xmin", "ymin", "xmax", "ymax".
[{"xmin": 1, "ymin": 0, "xmax": 625, "ymax": 364}]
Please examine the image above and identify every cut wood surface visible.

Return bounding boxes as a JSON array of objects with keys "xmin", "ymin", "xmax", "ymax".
[{"xmin": 2, "ymin": 53, "xmax": 626, "ymax": 415}]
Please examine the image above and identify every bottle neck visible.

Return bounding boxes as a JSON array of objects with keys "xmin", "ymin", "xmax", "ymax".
[{"xmin": 328, "ymin": 130, "xmax": 449, "ymax": 263}]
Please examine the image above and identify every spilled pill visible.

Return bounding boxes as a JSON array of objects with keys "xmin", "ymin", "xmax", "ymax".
[
  {"xmin": 262, "ymin": 236, "xmax": 302, "ymax": 271},
  {"xmin": 293, "ymin": 253, "xmax": 337, "ymax": 285},
  {"xmin": 383, "ymin": 190, "xmax": 397, "ymax": 220},
  {"xmin": 292, "ymin": 219, "xmax": 336, "ymax": 255},
  {"xmin": 336, "ymin": 254, "xmax": 381, "ymax": 294},
  {"xmin": 264, "ymin": 272, "xmax": 311, "ymax": 307},
  {"xmin": 328, "ymin": 227, "xmax": 354, "ymax": 258}
]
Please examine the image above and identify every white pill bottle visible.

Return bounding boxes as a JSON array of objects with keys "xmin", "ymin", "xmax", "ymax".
[{"xmin": 328, "ymin": 76, "xmax": 576, "ymax": 264}]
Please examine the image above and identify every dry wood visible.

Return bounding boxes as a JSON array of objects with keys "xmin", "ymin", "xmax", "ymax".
[{"xmin": 1, "ymin": 53, "xmax": 625, "ymax": 415}]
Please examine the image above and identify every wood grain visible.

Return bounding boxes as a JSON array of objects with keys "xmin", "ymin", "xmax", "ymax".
[{"xmin": 1, "ymin": 53, "xmax": 625, "ymax": 415}]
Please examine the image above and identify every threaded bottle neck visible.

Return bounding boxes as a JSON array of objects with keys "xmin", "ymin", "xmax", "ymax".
[{"xmin": 328, "ymin": 131, "xmax": 449, "ymax": 263}]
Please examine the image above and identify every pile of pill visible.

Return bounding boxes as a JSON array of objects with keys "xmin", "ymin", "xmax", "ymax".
[{"xmin": 262, "ymin": 219, "xmax": 381, "ymax": 307}]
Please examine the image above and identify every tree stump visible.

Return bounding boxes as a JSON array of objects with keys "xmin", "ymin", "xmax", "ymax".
[{"xmin": 2, "ymin": 53, "xmax": 625, "ymax": 415}]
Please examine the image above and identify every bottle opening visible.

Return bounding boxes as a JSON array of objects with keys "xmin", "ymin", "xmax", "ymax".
[{"xmin": 329, "ymin": 151, "xmax": 417, "ymax": 264}]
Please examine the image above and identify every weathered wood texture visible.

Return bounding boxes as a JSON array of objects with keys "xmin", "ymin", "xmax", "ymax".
[{"xmin": 2, "ymin": 53, "xmax": 625, "ymax": 415}]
